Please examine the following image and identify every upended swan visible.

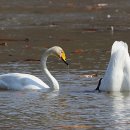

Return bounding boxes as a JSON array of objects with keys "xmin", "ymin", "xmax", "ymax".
[
  {"xmin": 96, "ymin": 41, "xmax": 130, "ymax": 92},
  {"xmin": 0, "ymin": 46, "xmax": 68, "ymax": 91}
]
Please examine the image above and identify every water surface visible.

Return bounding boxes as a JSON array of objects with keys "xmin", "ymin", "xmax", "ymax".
[{"xmin": 0, "ymin": 1, "xmax": 130, "ymax": 130}]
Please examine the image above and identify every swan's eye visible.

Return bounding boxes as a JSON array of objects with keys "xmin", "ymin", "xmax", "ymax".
[
  {"xmin": 61, "ymin": 51, "xmax": 63, "ymax": 55},
  {"xmin": 59, "ymin": 51, "xmax": 63, "ymax": 57}
]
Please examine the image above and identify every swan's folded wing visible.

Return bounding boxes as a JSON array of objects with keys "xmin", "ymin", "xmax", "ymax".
[
  {"xmin": 0, "ymin": 73, "xmax": 50, "ymax": 90},
  {"xmin": 21, "ymin": 75, "xmax": 50, "ymax": 90}
]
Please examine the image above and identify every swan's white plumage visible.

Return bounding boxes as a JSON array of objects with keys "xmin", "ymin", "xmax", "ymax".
[
  {"xmin": 0, "ymin": 46, "xmax": 67, "ymax": 91},
  {"xmin": 100, "ymin": 41, "xmax": 130, "ymax": 92},
  {"xmin": 0, "ymin": 73, "xmax": 49, "ymax": 91}
]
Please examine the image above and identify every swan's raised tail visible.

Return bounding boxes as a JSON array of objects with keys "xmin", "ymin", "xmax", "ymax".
[
  {"xmin": 111, "ymin": 41, "xmax": 128, "ymax": 55},
  {"xmin": 99, "ymin": 41, "xmax": 130, "ymax": 92}
]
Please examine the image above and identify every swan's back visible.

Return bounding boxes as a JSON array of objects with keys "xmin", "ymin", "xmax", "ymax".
[
  {"xmin": 100, "ymin": 41, "xmax": 130, "ymax": 91},
  {"xmin": 0, "ymin": 73, "xmax": 49, "ymax": 90}
]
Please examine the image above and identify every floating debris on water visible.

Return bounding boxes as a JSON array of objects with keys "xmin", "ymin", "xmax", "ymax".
[
  {"xmin": 0, "ymin": 42, "xmax": 8, "ymax": 46},
  {"xmin": 80, "ymin": 73, "xmax": 98, "ymax": 78}
]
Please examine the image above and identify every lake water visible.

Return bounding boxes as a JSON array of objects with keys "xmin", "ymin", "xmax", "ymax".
[{"xmin": 0, "ymin": 1, "xmax": 130, "ymax": 130}]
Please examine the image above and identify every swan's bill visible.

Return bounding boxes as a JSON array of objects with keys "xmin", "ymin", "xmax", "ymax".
[
  {"xmin": 61, "ymin": 57, "xmax": 69, "ymax": 65},
  {"xmin": 60, "ymin": 51, "xmax": 69, "ymax": 65}
]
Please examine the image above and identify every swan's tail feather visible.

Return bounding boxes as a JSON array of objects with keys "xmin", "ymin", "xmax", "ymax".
[{"xmin": 111, "ymin": 41, "xmax": 128, "ymax": 55}]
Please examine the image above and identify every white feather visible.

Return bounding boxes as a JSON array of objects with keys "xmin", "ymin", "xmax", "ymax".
[
  {"xmin": 100, "ymin": 41, "xmax": 130, "ymax": 92},
  {"xmin": 0, "ymin": 73, "xmax": 49, "ymax": 91}
]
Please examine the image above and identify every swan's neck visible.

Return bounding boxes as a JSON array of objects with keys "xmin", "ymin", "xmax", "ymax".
[{"xmin": 41, "ymin": 52, "xmax": 59, "ymax": 90}]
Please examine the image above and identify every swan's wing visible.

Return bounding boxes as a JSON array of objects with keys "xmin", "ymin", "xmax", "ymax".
[
  {"xmin": 21, "ymin": 74, "xmax": 50, "ymax": 89},
  {"xmin": 0, "ymin": 73, "xmax": 49, "ymax": 90},
  {"xmin": 0, "ymin": 73, "xmax": 21, "ymax": 90}
]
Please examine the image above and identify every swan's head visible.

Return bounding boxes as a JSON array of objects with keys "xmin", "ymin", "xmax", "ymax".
[{"xmin": 48, "ymin": 46, "xmax": 68, "ymax": 65}]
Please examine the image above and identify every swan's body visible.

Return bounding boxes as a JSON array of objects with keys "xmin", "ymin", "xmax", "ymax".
[
  {"xmin": 0, "ymin": 73, "xmax": 50, "ymax": 91},
  {"xmin": 99, "ymin": 41, "xmax": 130, "ymax": 92},
  {"xmin": 0, "ymin": 46, "xmax": 68, "ymax": 91}
]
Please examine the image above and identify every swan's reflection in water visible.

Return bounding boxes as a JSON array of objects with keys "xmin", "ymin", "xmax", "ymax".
[{"xmin": 108, "ymin": 92, "xmax": 130, "ymax": 129}]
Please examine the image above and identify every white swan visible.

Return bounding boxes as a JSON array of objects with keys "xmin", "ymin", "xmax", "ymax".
[
  {"xmin": 0, "ymin": 46, "xmax": 68, "ymax": 91},
  {"xmin": 96, "ymin": 41, "xmax": 130, "ymax": 92}
]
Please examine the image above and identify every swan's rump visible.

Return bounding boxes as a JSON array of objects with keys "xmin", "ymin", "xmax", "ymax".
[
  {"xmin": 100, "ymin": 41, "xmax": 130, "ymax": 91},
  {"xmin": 0, "ymin": 73, "xmax": 49, "ymax": 90},
  {"xmin": 111, "ymin": 41, "xmax": 128, "ymax": 55}
]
